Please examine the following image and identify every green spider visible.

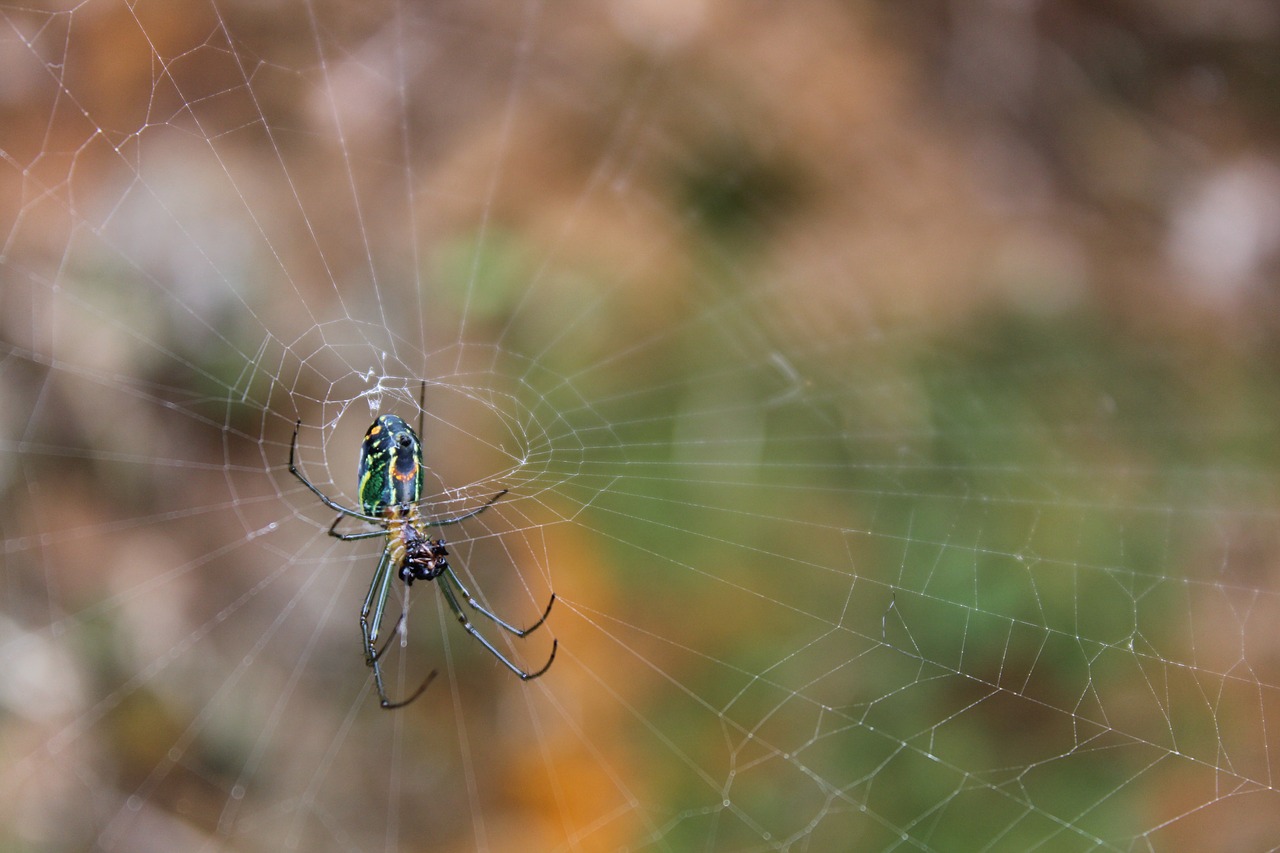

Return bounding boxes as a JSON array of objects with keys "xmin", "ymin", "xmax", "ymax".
[{"xmin": 288, "ymin": 388, "xmax": 556, "ymax": 708}]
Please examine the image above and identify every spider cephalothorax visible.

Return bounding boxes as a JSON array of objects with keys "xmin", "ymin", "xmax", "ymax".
[{"xmin": 398, "ymin": 518, "xmax": 450, "ymax": 583}]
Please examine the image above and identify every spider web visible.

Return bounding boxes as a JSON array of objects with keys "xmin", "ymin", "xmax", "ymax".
[{"xmin": 2, "ymin": 1, "xmax": 1280, "ymax": 851}]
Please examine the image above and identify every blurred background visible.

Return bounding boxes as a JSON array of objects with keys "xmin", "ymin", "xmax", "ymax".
[{"xmin": 2, "ymin": 0, "xmax": 1280, "ymax": 850}]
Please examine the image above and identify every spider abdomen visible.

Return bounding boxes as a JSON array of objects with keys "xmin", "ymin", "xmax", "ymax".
[{"xmin": 357, "ymin": 414, "xmax": 424, "ymax": 516}]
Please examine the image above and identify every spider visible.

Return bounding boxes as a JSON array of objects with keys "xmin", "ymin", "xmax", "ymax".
[{"xmin": 287, "ymin": 387, "xmax": 556, "ymax": 709}]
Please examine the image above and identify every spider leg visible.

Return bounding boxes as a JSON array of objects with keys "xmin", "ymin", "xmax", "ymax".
[
  {"xmin": 370, "ymin": 613, "xmax": 404, "ymax": 664},
  {"xmin": 359, "ymin": 550, "xmax": 435, "ymax": 709},
  {"xmin": 372, "ymin": 658, "xmax": 437, "ymax": 710},
  {"xmin": 417, "ymin": 380, "xmax": 426, "ymax": 443},
  {"xmin": 441, "ymin": 566, "xmax": 554, "ymax": 637},
  {"xmin": 425, "ymin": 488, "xmax": 509, "ymax": 528},
  {"xmin": 328, "ymin": 512, "xmax": 388, "ymax": 541},
  {"xmin": 289, "ymin": 419, "xmax": 388, "ymax": 525},
  {"xmin": 360, "ymin": 547, "xmax": 397, "ymax": 664},
  {"xmin": 369, "ymin": 587, "xmax": 436, "ymax": 709},
  {"xmin": 438, "ymin": 579, "xmax": 557, "ymax": 680}
]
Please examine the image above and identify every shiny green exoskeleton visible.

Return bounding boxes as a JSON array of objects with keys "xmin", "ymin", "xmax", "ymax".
[{"xmin": 357, "ymin": 414, "xmax": 424, "ymax": 516}]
